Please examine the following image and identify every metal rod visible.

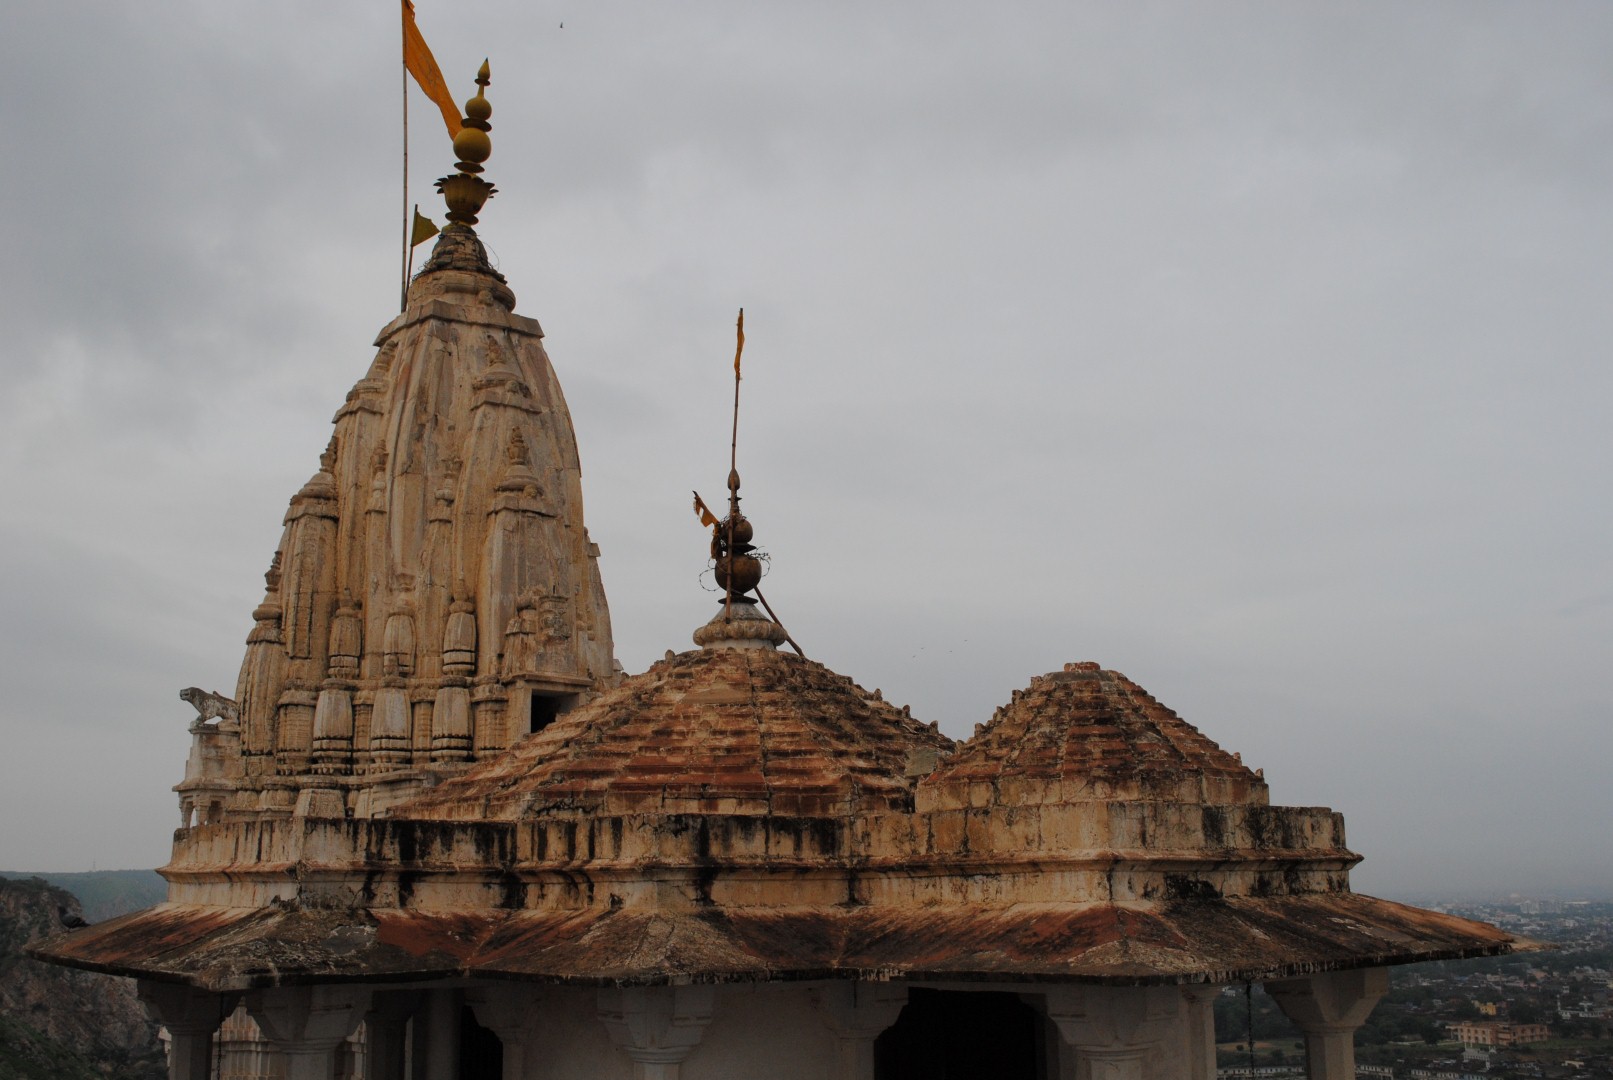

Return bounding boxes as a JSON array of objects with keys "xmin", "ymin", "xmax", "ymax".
[
  {"xmin": 405, "ymin": 204, "xmax": 419, "ymax": 297},
  {"xmin": 754, "ymin": 587, "xmax": 805, "ymax": 657},
  {"xmin": 400, "ymin": 16, "xmax": 410, "ymax": 312},
  {"xmin": 724, "ymin": 310, "xmax": 742, "ymax": 622}
]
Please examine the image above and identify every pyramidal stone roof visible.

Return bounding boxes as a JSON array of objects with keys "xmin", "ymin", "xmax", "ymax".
[
  {"xmin": 399, "ymin": 630, "xmax": 956, "ymax": 820},
  {"xmin": 918, "ymin": 661, "xmax": 1266, "ymax": 810}
]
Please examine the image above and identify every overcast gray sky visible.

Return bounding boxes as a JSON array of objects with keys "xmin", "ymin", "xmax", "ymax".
[{"xmin": 2, "ymin": 2, "xmax": 1609, "ymax": 899}]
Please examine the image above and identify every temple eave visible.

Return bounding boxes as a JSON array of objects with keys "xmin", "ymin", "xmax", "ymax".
[{"xmin": 29, "ymin": 893, "xmax": 1531, "ymax": 995}]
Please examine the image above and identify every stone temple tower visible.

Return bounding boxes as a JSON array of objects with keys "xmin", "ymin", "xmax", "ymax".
[{"xmin": 176, "ymin": 63, "xmax": 616, "ymax": 829}]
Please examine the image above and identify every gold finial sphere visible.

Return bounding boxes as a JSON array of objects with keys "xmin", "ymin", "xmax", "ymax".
[
  {"xmin": 453, "ymin": 126, "xmax": 492, "ymax": 165},
  {"xmin": 436, "ymin": 60, "xmax": 497, "ymax": 226},
  {"xmin": 465, "ymin": 64, "xmax": 493, "ymax": 122},
  {"xmin": 452, "ymin": 59, "xmax": 493, "ymax": 168}
]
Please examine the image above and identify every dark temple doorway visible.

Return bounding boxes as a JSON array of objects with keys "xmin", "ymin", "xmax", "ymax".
[
  {"xmin": 874, "ymin": 988, "xmax": 1046, "ymax": 1080},
  {"xmin": 457, "ymin": 1004, "xmax": 503, "ymax": 1080}
]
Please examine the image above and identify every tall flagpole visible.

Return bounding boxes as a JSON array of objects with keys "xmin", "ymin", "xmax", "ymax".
[
  {"xmin": 724, "ymin": 310, "xmax": 744, "ymax": 623},
  {"xmin": 400, "ymin": 10, "xmax": 410, "ymax": 312}
]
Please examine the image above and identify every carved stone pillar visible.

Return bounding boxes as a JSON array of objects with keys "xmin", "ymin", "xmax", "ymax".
[
  {"xmin": 1265, "ymin": 968, "xmax": 1389, "ymax": 1080},
  {"xmin": 597, "ymin": 985, "xmax": 715, "ymax": 1080},
  {"xmin": 810, "ymin": 981, "xmax": 908, "ymax": 1080},
  {"xmin": 469, "ymin": 985, "xmax": 542, "ymax": 1080},
  {"xmin": 1043, "ymin": 985, "xmax": 1178, "ymax": 1080},
  {"xmin": 138, "ymin": 982, "xmax": 239, "ymax": 1080},
  {"xmin": 246, "ymin": 985, "xmax": 372, "ymax": 1080}
]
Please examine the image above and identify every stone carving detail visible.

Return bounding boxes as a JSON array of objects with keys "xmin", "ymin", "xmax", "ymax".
[
  {"xmin": 497, "ymin": 430, "xmax": 544, "ymax": 499},
  {"xmin": 506, "ymin": 430, "xmax": 528, "ymax": 466},
  {"xmin": 472, "ymin": 335, "xmax": 538, "ymax": 413},
  {"xmin": 181, "ymin": 221, "xmax": 616, "ymax": 818},
  {"xmin": 369, "ymin": 687, "xmax": 411, "ymax": 771},
  {"xmin": 328, "ymin": 598, "xmax": 362, "ymax": 679},
  {"xmin": 501, "ymin": 600, "xmax": 540, "ymax": 676},
  {"xmin": 443, "ymin": 597, "xmax": 477, "ymax": 676},
  {"xmin": 500, "ymin": 593, "xmax": 577, "ymax": 677},
  {"xmin": 431, "ymin": 685, "xmax": 472, "ymax": 763},
  {"xmin": 541, "ymin": 595, "xmax": 572, "ymax": 644},
  {"xmin": 383, "ymin": 609, "xmax": 417, "ymax": 678},
  {"xmin": 311, "ymin": 687, "xmax": 354, "ymax": 775},
  {"xmin": 181, "ymin": 687, "xmax": 240, "ymax": 730}
]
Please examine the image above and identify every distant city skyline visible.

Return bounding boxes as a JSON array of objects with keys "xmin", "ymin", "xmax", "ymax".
[{"xmin": 1, "ymin": 2, "xmax": 1609, "ymax": 898}]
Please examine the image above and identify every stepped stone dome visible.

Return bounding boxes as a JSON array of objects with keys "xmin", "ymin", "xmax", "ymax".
[
  {"xmin": 919, "ymin": 661, "xmax": 1266, "ymax": 809},
  {"xmin": 401, "ymin": 631, "xmax": 955, "ymax": 821}
]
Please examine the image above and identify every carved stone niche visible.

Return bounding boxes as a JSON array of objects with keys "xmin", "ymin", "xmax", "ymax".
[
  {"xmin": 501, "ymin": 597, "xmax": 541, "ymax": 677},
  {"xmin": 537, "ymin": 594, "xmax": 575, "ymax": 668}
]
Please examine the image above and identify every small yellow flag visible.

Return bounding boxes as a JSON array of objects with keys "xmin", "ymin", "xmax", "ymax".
[
  {"xmin": 402, "ymin": 0, "xmax": 464, "ymax": 140},
  {"xmin": 410, "ymin": 206, "xmax": 440, "ymax": 248},
  {"xmin": 692, "ymin": 492, "xmax": 721, "ymax": 529},
  {"xmin": 734, "ymin": 308, "xmax": 745, "ymax": 379}
]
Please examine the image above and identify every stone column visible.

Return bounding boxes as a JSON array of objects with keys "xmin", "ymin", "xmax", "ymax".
[
  {"xmin": 419, "ymin": 988, "xmax": 462, "ymax": 1080},
  {"xmin": 1179, "ymin": 986, "xmax": 1220, "ymax": 1080},
  {"xmin": 1043, "ymin": 985, "xmax": 1178, "ymax": 1080},
  {"xmin": 246, "ymin": 985, "xmax": 372, "ymax": 1080},
  {"xmin": 363, "ymin": 991, "xmax": 421, "ymax": 1080},
  {"xmin": 469, "ymin": 986, "xmax": 542, "ymax": 1080},
  {"xmin": 597, "ymin": 985, "xmax": 715, "ymax": 1080},
  {"xmin": 137, "ymin": 982, "xmax": 240, "ymax": 1080},
  {"xmin": 1264, "ymin": 968, "xmax": 1389, "ymax": 1080},
  {"xmin": 810, "ymin": 981, "xmax": 908, "ymax": 1080}
]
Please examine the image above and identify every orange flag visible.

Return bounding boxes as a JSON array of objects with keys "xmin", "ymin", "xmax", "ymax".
[
  {"xmin": 734, "ymin": 308, "xmax": 745, "ymax": 378},
  {"xmin": 402, "ymin": 0, "xmax": 463, "ymax": 139},
  {"xmin": 692, "ymin": 492, "xmax": 721, "ymax": 529}
]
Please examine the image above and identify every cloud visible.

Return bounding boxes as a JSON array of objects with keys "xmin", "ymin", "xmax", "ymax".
[{"xmin": 0, "ymin": 1, "xmax": 1608, "ymax": 893}]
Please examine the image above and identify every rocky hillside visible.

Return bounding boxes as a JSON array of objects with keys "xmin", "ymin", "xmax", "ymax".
[
  {"xmin": 0, "ymin": 871, "xmax": 165, "ymax": 925},
  {"xmin": 0, "ymin": 877, "xmax": 164, "ymax": 1080}
]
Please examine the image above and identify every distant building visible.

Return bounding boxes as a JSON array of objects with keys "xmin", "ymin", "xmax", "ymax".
[{"xmin": 1448, "ymin": 1020, "xmax": 1550, "ymax": 1046}]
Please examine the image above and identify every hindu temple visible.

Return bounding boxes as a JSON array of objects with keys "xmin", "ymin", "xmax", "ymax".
[{"xmin": 33, "ymin": 63, "xmax": 1528, "ymax": 1080}]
